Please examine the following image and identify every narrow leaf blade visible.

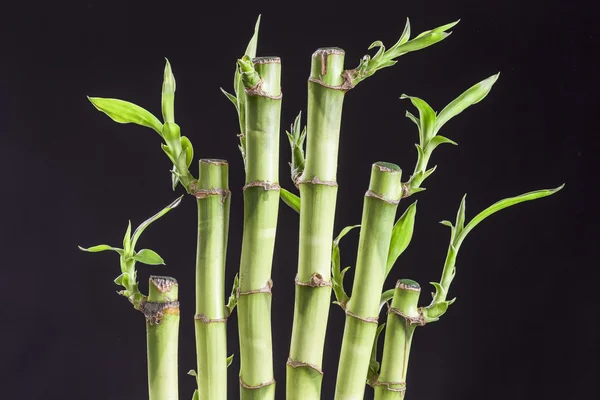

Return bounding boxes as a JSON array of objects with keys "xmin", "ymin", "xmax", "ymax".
[
  {"xmin": 88, "ymin": 97, "xmax": 163, "ymax": 135},
  {"xmin": 280, "ymin": 188, "xmax": 300, "ymax": 214},
  {"xmin": 386, "ymin": 201, "xmax": 418, "ymax": 275},
  {"xmin": 133, "ymin": 249, "xmax": 165, "ymax": 265},
  {"xmin": 131, "ymin": 196, "xmax": 183, "ymax": 248}
]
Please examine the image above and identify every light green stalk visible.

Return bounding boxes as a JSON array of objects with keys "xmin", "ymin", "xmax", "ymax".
[
  {"xmin": 335, "ymin": 162, "xmax": 403, "ymax": 400},
  {"xmin": 143, "ymin": 275, "xmax": 180, "ymax": 400},
  {"xmin": 286, "ymin": 48, "xmax": 347, "ymax": 400},
  {"xmin": 374, "ymin": 280, "xmax": 422, "ymax": 400},
  {"xmin": 194, "ymin": 159, "xmax": 230, "ymax": 400},
  {"xmin": 237, "ymin": 56, "xmax": 282, "ymax": 400}
]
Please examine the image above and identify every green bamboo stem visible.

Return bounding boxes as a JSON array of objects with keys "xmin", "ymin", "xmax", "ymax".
[
  {"xmin": 237, "ymin": 56, "xmax": 282, "ymax": 400},
  {"xmin": 286, "ymin": 48, "xmax": 347, "ymax": 400},
  {"xmin": 194, "ymin": 159, "xmax": 230, "ymax": 400},
  {"xmin": 374, "ymin": 280, "xmax": 422, "ymax": 400},
  {"xmin": 143, "ymin": 275, "xmax": 180, "ymax": 400},
  {"xmin": 335, "ymin": 163, "xmax": 403, "ymax": 400}
]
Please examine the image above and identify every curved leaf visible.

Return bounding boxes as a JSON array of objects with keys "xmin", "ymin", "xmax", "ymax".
[
  {"xmin": 401, "ymin": 95, "xmax": 436, "ymax": 142},
  {"xmin": 78, "ymin": 244, "xmax": 122, "ymax": 254},
  {"xmin": 88, "ymin": 97, "xmax": 163, "ymax": 136},
  {"xmin": 131, "ymin": 196, "xmax": 183, "ymax": 248},
  {"xmin": 457, "ymin": 185, "xmax": 564, "ymax": 248},
  {"xmin": 386, "ymin": 201, "xmax": 418, "ymax": 276},
  {"xmin": 133, "ymin": 249, "xmax": 165, "ymax": 265},
  {"xmin": 280, "ymin": 188, "xmax": 300, "ymax": 214},
  {"xmin": 435, "ymin": 73, "xmax": 500, "ymax": 135}
]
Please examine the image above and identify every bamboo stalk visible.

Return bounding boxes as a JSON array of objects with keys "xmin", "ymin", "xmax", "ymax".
[
  {"xmin": 335, "ymin": 162, "xmax": 403, "ymax": 400},
  {"xmin": 142, "ymin": 275, "xmax": 180, "ymax": 400},
  {"xmin": 374, "ymin": 280, "xmax": 422, "ymax": 400},
  {"xmin": 193, "ymin": 159, "xmax": 231, "ymax": 400},
  {"xmin": 237, "ymin": 56, "xmax": 282, "ymax": 400},
  {"xmin": 286, "ymin": 48, "xmax": 347, "ymax": 400}
]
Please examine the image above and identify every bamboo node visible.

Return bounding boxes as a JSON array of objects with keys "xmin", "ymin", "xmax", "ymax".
[
  {"xmin": 372, "ymin": 380, "xmax": 407, "ymax": 392},
  {"xmin": 341, "ymin": 304, "xmax": 378, "ymax": 324},
  {"xmin": 236, "ymin": 279, "xmax": 273, "ymax": 298},
  {"xmin": 243, "ymin": 181, "xmax": 281, "ymax": 191},
  {"xmin": 295, "ymin": 273, "xmax": 332, "ymax": 288},
  {"xmin": 194, "ymin": 314, "xmax": 228, "ymax": 324},
  {"xmin": 308, "ymin": 69, "xmax": 355, "ymax": 91},
  {"xmin": 286, "ymin": 358, "xmax": 324, "ymax": 375},
  {"xmin": 387, "ymin": 304, "xmax": 426, "ymax": 326},
  {"xmin": 365, "ymin": 190, "xmax": 401, "ymax": 205},
  {"xmin": 244, "ymin": 79, "xmax": 283, "ymax": 100},
  {"xmin": 189, "ymin": 181, "xmax": 231, "ymax": 203},
  {"xmin": 139, "ymin": 300, "xmax": 180, "ymax": 325},
  {"xmin": 296, "ymin": 176, "xmax": 338, "ymax": 187},
  {"xmin": 239, "ymin": 377, "xmax": 276, "ymax": 390}
]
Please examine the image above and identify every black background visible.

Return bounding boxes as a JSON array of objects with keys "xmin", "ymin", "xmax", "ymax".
[{"xmin": 1, "ymin": 0, "xmax": 597, "ymax": 399}]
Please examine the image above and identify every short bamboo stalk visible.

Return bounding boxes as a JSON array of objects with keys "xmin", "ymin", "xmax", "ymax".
[
  {"xmin": 287, "ymin": 48, "xmax": 347, "ymax": 400},
  {"xmin": 194, "ymin": 159, "xmax": 230, "ymax": 400},
  {"xmin": 374, "ymin": 280, "xmax": 422, "ymax": 400},
  {"xmin": 335, "ymin": 162, "xmax": 403, "ymax": 400},
  {"xmin": 237, "ymin": 56, "xmax": 282, "ymax": 400},
  {"xmin": 143, "ymin": 275, "xmax": 180, "ymax": 400}
]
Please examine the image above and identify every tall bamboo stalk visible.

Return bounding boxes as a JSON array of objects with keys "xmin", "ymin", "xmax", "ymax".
[
  {"xmin": 286, "ymin": 48, "xmax": 348, "ymax": 400},
  {"xmin": 142, "ymin": 275, "xmax": 180, "ymax": 400},
  {"xmin": 193, "ymin": 159, "xmax": 230, "ymax": 400},
  {"xmin": 335, "ymin": 162, "xmax": 403, "ymax": 400},
  {"xmin": 374, "ymin": 280, "xmax": 422, "ymax": 400},
  {"xmin": 237, "ymin": 56, "xmax": 282, "ymax": 400}
]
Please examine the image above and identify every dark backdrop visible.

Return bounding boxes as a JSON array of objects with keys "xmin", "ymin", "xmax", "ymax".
[{"xmin": 1, "ymin": 1, "xmax": 596, "ymax": 399}]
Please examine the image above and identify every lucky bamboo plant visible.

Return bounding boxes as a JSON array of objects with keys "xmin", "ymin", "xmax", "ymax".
[{"xmin": 79, "ymin": 15, "xmax": 562, "ymax": 400}]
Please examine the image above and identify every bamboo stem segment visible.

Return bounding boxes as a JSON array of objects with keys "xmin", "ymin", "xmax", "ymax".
[
  {"xmin": 194, "ymin": 159, "xmax": 231, "ymax": 400},
  {"xmin": 143, "ymin": 276, "xmax": 180, "ymax": 400},
  {"xmin": 335, "ymin": 163, "xmax": 402, "ymax": 400},
  {"xmin": 286, "ymin": 48, "xmax": 347, "ymax": 400},
  {"xmin": 237, "ymin": 56, "xmax": 282, "ymax": 400},
  {"xmin": 374, "ymin": 280, "xmax": 423, "ymax": 400}
]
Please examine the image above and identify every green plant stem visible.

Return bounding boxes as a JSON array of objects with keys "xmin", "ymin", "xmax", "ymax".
[
  {"xmin": 335, "ymin": 163, "xmax": 402, "ymax": 400},
  {"xmin": 143, "ymin": 275, "xmax": 180, "ymax": 400},
  {"xmin": 194, "ymin": 159, "xmax": 230, "ymax": 400},
  {"xmin": 374, "ymin": 280, "xmax": 422, "ymax": 400},
  {"xmin": 286, "ymin": 48, "xmax": 347, "ymax": 400},
  {"xmin": 237, "ymin": 56, "xmax": 282, "ymax": 400}
]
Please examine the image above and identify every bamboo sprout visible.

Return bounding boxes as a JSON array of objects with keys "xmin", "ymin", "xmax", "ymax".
[
  {"xmin": 237, "ymin": 56, "xmax": 282, "ymax": 400},
  {"xmin": 144, "ymin": 276, "xmax": 180, "ymax": 400},
  {"xmin": 335, "ymin": 162, "xmax": 403, "ymax": 400},
  {"xmin": 194, "ymin": 159, "xmax": 231, "ymax": 400},
  {"xmin": 373, "ymin": 280, "xmax": 422, "ymax": 400}
]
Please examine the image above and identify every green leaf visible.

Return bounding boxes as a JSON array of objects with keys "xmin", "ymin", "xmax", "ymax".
[
  {"xmin": 162, "ymin": 122, "xmax": 182, "ymax": 153},
  {"xmin": 161, "ymin": 58, "xmax": 176, "ymax": 124},
  {"xmin": 435, "ymin": 73, "xmax": 500, "ymax": 135},
  {"xmin": 114, "ymin": 272, "xmax": 132, "ymax": 287},
  {"xmin": 332, "ymin": 225, "xmax": 360, "ymax": 306},
  {"xmin": 426, "ymin": 135, "xmax": 458, "ymax": 152},
  {"xmin": 191, "ymin": 390, "xmax": 199, "ymax": 400},
  {"xmin": 220, "ymin": 88, "xmax": 238, "ymax": 110},
  {"xmin": 280, "ymin": 188, "xmax": 300, "ymax": 214},
  {"xmin": 78, "ymin": 244, "xmax": 121, "ymax": 253},
  {"xmin": 400, "ymin": 94, "xmax": 436, "ymax": 143},
  {"xmin": 367, "ymin": 323, "xmax": 386, "ymax": 386},
  {"xmin": 379, "ymin": 288, "xmax": 395, "ymax": 312},
  {"xmin": 88, "ymin": 97, "xmax": 163, "ymax": 136},
  {"xmin": 226, "ymin": 354, "xmax": 234, "ymax": 368},
  {"xmin": 245, "ymin": 15, "xmax": 261, "ymax": 60},
  {"xmin": 131, "ymin": 196, "xmax": 183, "ymax": 249},
  {"xmin": 133, "ymin": 249, "xmax": 165, "ymax": 265},
  {"xmin": 180, "ymin": 136, "xmax": 194, "ymax": 169},
  {"xmin": 187, "ymin": 369, "xmax": 198, "ymax": 377},
  {"xmin": 457, "ymin": 185, "xmax": 564, "ymax": 248},
  {"xmin": 123, "ymin": 220, "xmax": 132, "ymax": 255},
  {"xmin": 455, "ymin": 194, "xmax": 467, "ymax": 234},
  {"xmin": 386, "ymin": 201, "xmax": 418, "ymax": 276},
  {"xmin": 225, "ymin": 274, "xmax": 239, "ymax": 317},
  {"xmin": 353, "ymin": 20, "xmax": 458, "ymax": 86}
]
